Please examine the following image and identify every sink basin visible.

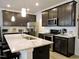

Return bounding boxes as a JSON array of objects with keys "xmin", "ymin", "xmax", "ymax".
[{"xmin": 23, "ymin": 36, "xmax": 36, "ymax": 40}]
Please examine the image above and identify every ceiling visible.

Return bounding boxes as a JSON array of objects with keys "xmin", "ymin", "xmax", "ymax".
[{"xmin": 0, "ymin": 0, "xmax": 69, "ymax": 13}]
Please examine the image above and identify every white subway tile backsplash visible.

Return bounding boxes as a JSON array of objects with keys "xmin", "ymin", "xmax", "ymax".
[{"xmin": 40, "ymin": 27, "xmax": 76, "ymax": 35}]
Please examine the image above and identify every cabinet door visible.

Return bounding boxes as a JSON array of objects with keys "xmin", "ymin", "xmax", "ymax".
[
  {"xmin": 45, "ymin": 36, "xmax": 51, "ymax": 41},
  {"xmin": 53, "ymin": 37, "xmax": 61, "ymax": 52},
  {"xmin": 39, "ymin": 33, "xmax": 45, "ymax": 39},
  {"xmin": 49, "ymin": 8, "xmax": 57, "ymax": 19},
  {"xmin": 28, "ymin": 14, "xmax": 36, "ymax": 22},
  {"xmin": 68, "ymin": 38, "xmax": 75, "ymax": 56},
  {"xmin": 58, "ymin": 2, "xmax": 76, "ymax": 26},
  {"xmin": 54, "ymin": 36, "xmax": 67, "ymax": 55},
  {"xmin": 3, "ymin": 11, "xmax": 17, "ymax": 26},
  {"xmin": 15, "ymin": 13, "xmax": 28, "ymax": 26},
  {"xmin": 42, "ymin": 11, "xmax": 49, "ymax": 26},
  {"xmin": 60, "ymin": 38, "xmax": 67, "ymax": 55}
]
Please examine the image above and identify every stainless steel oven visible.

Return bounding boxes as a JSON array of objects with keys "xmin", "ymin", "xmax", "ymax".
[{"xmin": 44, "ymin": 29, "xmax": 60, "ymax": 51}]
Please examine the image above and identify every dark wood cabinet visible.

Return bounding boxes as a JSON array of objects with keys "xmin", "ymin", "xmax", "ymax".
[
  {"xmin": 39, "ymin": 33, "xmax": 45, "ymax": 39},
  {"xmin": 3, "ymin": 11, "xmax": 16, "ymax": 26},
  {"xmin": 49, "ymin": 8, "xmax": 57, "ymax": 19},
  {"xmin": 42, "ymin": 9, "xmax": 57, "ymax": 26},
  {"xmin": 42, "ymin": 11, "xmax": 49, "ymax": 26},
  {"xmin": 53, "ymin": 36, "xmax": 75, "ymax": 57},
  {"xmin": 2, "ymin": 10, "xmax": 36, "ymax": 26},
  {"xmin": 42, "ymin": 1, "xmax": 76, "ymax": 26},
  {"xmin": 28, "ymin": 14, "xmax": 36, "ymax": 22},
  {"xmin": 48, "ymin": 8, "xmax": 57, "ymax": 26},
  {"xmin": 33, "ymin": 45, "xmax": 50, "ymax": 59},
  {"xmin": 58, "ymin": 2, "xmax": 76, "ymax": 26}
]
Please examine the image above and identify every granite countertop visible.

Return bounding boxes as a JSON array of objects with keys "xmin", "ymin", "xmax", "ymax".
[
  {"xmin": 39, "ymin": 33, "xmax": 54, "ymax": 37},
  {"xmin": 3, "ymin": 32, "xmax": 28, "ymax": 34},
  {"xmin": 4, "ymin": 34, "xmax": 53, "ymax": 53},
  {"xmin": 54, "ymin": 33, "xmax": 76, "ymax": 38}
]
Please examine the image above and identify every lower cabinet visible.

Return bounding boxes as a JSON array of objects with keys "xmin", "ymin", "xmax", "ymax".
[
  {"xmin": 53, "ymin": 36, "xmax": 75, "ymax": 57},
  {"xmin": 45, "ymin": 36, "xmax": 52, "ymax": 41},
  {"xmin": 33, "ymin": 45, "xmax": 50, "ymax": 59},
  {"xmin": 39, "ymin": 33, "xmax": 45, "ymax": 39}
]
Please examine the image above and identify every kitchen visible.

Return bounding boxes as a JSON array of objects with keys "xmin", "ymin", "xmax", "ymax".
[{"xmin": 0, "ymin": 0, "xmax": 79, "ymax": 59}]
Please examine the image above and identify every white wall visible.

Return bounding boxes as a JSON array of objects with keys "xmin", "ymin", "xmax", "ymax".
[
  {"xmin": 0, "ymin": 8, "xmax": 3, "ymax": 27},
  {"xmin": 35, "ymin": 0, "xmax": 79, "ymax": 55},
  {"xmin": 74, "ymin": 1, "xmax": 79, "ymax": 55}
]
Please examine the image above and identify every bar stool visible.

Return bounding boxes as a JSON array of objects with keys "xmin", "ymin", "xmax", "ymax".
[
  {"xmin": 0, "ymin": 55, "xmax": 7, "ymax": 59},
  {"xmin": 1, "ymin": 43, "xmax": 20, "ymax": 59},
  {"xmin": 1, "ymin": 38, "xmax": 20, "ymax": 59}
]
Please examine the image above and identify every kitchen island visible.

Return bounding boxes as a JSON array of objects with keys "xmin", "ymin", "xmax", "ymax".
[{"xmin": 4, "ymin": 34, "xmax": 52, "ymax": 59}]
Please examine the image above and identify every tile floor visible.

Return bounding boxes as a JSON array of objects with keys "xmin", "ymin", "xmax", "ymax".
[{"xmin": 50, "ymin": 52, "xmax": 79, "ymax": 59}]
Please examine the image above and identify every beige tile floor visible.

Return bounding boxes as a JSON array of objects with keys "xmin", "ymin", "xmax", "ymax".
[{"xmin": 50, "ymin": 52, "xmax": 79, "ymax": 59}]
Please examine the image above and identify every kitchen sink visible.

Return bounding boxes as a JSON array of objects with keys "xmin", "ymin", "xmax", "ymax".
[{"xmin": 23, "ymin": 36, "xmax": 36, "ymax": 40}]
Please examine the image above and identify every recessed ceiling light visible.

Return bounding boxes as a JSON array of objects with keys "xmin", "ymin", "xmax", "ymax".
[
  {"xmin": 35, "ymin": 2, "xmax": 39, "ymax": 6},
  {"xmin": 7, "ymin": 4, "xmax": 11, "ymax": 7},
  {"xmin": 27, "ymin": 8, "xmax": 30, "ymax": 11}
]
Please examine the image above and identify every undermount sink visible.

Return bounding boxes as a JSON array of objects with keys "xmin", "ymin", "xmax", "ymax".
[{"xmin": 23, "ymin": 36, "xmax": 36, "ymax": 40}]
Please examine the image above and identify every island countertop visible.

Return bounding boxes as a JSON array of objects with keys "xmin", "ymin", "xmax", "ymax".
[{"xmin": 4, "ymin": 34, "xmax": 53, "ymax": 53}]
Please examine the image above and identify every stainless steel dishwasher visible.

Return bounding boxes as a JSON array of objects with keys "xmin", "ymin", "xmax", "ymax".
[{"xmin": 45, "ymin": 34, "xmax": 53, "ymax": 51}]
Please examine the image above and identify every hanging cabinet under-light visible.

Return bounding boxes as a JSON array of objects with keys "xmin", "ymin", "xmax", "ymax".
[
  {"xmin": 21, "ymin": 8, "xmax": 27, "ymax": 17},
  {"xmin": 11, "ymin": 16, "xmax": 15, "ymax": 22}
]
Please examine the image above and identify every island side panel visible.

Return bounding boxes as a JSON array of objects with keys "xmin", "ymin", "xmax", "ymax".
[{"xmin": 20, "ymin": 49, "xmax": 33, "ymax": 59}]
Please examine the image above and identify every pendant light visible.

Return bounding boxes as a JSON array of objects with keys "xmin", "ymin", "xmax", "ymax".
[
  {"xmin": 11, "ymin": 15, "xmax": 15, "ymax": 22},
  {"xmin": 11, "ymin": 0, "xmax": 16, "ymax": 22},
  {"xmin": 21, "ymin": 8, "xmax": 26, "ymax": 17}
]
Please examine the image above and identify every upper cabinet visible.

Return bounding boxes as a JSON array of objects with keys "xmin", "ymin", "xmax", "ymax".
[
  {"xmin": 42, "ymin": 11, "xmax": 49, "ymax": 26},
  {"xmin": 2, "ymin": 10, "xmax": 36, "ymax": 26},
  {"xmin": 58, "ymin": 2, "xmax": 76, "ymax": 26},
  {"xmin": 42, "ymin": 1, "xmax": 76, "ymax": 26},
  {"xmin": 48, "ymin": 8, "xmax": 57, "ymax": 26}
]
